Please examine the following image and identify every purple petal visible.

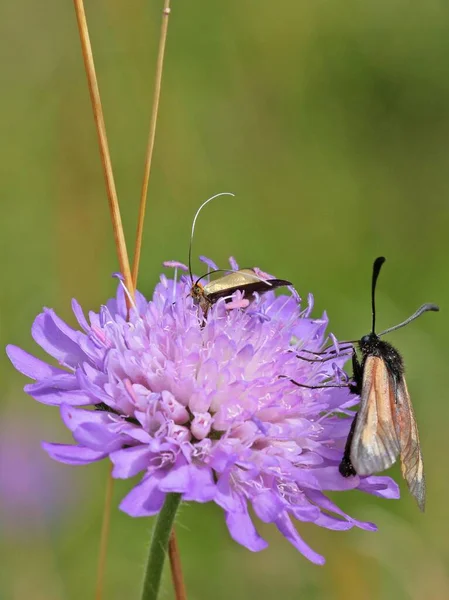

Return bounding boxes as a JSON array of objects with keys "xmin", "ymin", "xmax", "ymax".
[
  {"xmin": 228, "ymin": 257, "xmax": 239, "ymax": 270},
  {"xmin": 60, "ymin": 405, "xmax": 125, "ymax": 452},
  {"xmin": 42, "ymin": 442, "xmax": 106, "ymax": 465},
  {"xmin": 158, "ymin": 463, "xmax": 190, "ymax": 493},
  {"xmin": 76, "ymin": 368, "xmax": 112, "ymax": 405},
  {"xmin": 125, "ymin": 427, "xmax": 152, "ymax": 444},
  {"xmin": 157, "ymin": 458, "xmax": 216, "ymax": 502},
  {"xmin": 182, "ymin": 466, "xmax": 216, "ymax": 502},
  {"xmin": 252, "ymin": 491, "xmax": 284, "ymax": 523},
  {"xmin": 306, "ymin": 490, "xmax": 377, "ymax": 532},
  {"xmin": 31, "ymin": 310, "xmax": 88, "ymax": 368},
  {"xmin": 116, "ymin": 285, "xmax": 127, "ymax": 318},
  {"xmin": 159, "ymin": 464, "xmax": 216, "ymax": 502},
  {"xmin": 71, "ymin": 299, "xmax": 90, "ymax": 332},
  {"xmin": 6, "ymin": 345, "xmax": 65, "ymax": 380},
  {"xmin": 24, "ymin": 375, "xmax": 92, "ymax": 406},
  {"xmin": 163, "ymin": 260, "xmax": 189, "ymax": 270},
  {"xmin": 292, "ymin": 318, "xmax": 328, "ymax": 351},
  {"xmin": 313, "ymin": 513, "xmax": 356, "ymax": 531},
  {"xmin": 290, "ymin": 503, "xmax": 321, "ymax": 522},
  {"xmin": 134, "ymin": 290, "xmax": 149, "ymax": 315},
  {"xmin": 60, "ymin": 404, "xmax": 110, "ymax": 432},
  {"xmin": 358, "ymin": 476, "xmax": 400, "ymax": 499},
  {"xmin": 300, "ymin": 293, "xmax": 314, "ymax": 318},
  {"xmin": 120, "ymin": 474, "xmax": 166, "ymax": 517},
  {"xmin": 275, "ymin": 512, "xmax": 325, "ymax": 565},
  {"xmin": 209, "ymin": 447, "xmax": 238, "ymax": 474},
  {"xmin": 225, "ymin": 502, "xmax": 268, "ymax": 552},
  {"xmin": 215, "ymin": 473, "xmax": 238, "ymax": 512},
  {"xmin": 110, "ymin": 446, "xmax": 152, "ymax": 478},
  {"xmin": 106, "ymin": 285, "xmax": 128, "ymax": 319},
  {"xmin": 199, "ymin": 256, "xmax": 220, "ymax": 271},
  {"xmin": 313, "ymin": 466, "xmax": 361, "ymax": 491}
]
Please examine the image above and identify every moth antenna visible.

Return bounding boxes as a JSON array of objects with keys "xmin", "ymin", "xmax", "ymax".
[
  {"xmin": 378, "ymin": 303, "xmax": 439, "ymax": 337},
  {"xmin": 188, "ymin": 192, "xmax": 236, "ymax": 283},
  {"xmin": 371, "ymin": 256, "xmax": 386, "ymax": 334}
]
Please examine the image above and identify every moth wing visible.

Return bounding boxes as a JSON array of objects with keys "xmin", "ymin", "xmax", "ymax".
[
  {"xmin": 204, "ymin": 269, "xmax": 261, "ymax": 296},
  {"xmin": 396, "ymin": 379, "xmax": 426, "ymax": 511},
  {"xmin": 205, "ymin": 269, "xmax": 291, "ymax": 301},
  {"xmin": 350, "ymin": 355, "xmax": 401, "ymax": 475}
]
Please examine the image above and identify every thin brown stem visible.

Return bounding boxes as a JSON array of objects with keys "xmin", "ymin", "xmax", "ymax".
[
  {"xmin": 95, "ymin": 464, "xmax": 115, "ymax": 600},
  {"xmin": 168, "ymin": 529, "xmax": 188, "ymax": 600},
  {"xmin": 72, "ymin": 3, "xmax": 135, "ymax": 600},
  {"xmin": 131, "ymin": 0, "xmax": 172, "ymax": 287},
  {"xmin": 72, "ymin": 0, "xmax": 134, "ymax": 296}
]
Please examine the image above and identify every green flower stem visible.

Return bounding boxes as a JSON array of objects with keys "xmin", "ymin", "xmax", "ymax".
[{"xmin": 140, "ymin": 494, "xmax": 182, "ymax": 600}]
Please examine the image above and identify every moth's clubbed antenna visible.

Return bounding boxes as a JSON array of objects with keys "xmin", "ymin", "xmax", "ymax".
[
  {"xmin": 379, "ymin": 303, "xmax": 439, "ymax": 337},
  {"xmin": 371, "ymin": 256, "xmax": 386, "ymax": 334}
]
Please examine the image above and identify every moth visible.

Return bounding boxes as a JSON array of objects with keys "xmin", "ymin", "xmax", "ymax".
[
  {"xmin": 190, "ymin": 268, "xmax": 292, "ymax": 315},
  {"xmin": 339, "ymin": 257, "xmax": 439, "ymax": 511},
  {"xmin": 187, "ymin": 193, "xmax": 292, "ymax": 315}
]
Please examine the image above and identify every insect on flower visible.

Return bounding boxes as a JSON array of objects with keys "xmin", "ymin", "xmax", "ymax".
[
  {"xmin": 187, "ymin": 193, "xmax": 292, "ymax": 315},
  {"xmin": 6, "ymin": 260, "xmax": 401, "ymax": 565},
  {"xmin": 338, "ymin": 257, "xmax": 439, "ymax": 511}
]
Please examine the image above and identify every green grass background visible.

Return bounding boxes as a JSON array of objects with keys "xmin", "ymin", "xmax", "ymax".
[{"xmin": 1, "ymin": 1, "xmax": 449, "ymax": 598}]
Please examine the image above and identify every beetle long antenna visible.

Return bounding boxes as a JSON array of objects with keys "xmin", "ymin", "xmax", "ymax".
[
  {"xmin": 188, "ymin": 192, "xmax": 235, "ymax": 283},
  {"xmin": 371, "ymin": 256, "xmax": 386, "ymax": 334},
  {"xmin": 378, "ymin": 303, "xmax": 439, "ymax": 337}
]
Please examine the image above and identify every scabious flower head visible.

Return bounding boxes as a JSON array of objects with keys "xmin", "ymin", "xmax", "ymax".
[{"xmin": 6, "ymin": 258, "xmax": 399, "ymax": 564}]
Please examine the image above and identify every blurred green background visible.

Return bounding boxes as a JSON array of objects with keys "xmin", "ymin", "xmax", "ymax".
[{"xmin": 1, "ymin": 0, "xmax": 448, "ymax": 598}]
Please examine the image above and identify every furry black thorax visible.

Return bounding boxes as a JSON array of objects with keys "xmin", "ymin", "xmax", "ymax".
[{"xmin": 358, "ymin": 333, "xmax": 404, "ymax": 380}]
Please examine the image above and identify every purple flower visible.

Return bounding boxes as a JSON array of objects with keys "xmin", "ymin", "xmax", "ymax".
[{"xmin": 6, "ymin": 258, "xmax": 399, "ymax": 564}]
